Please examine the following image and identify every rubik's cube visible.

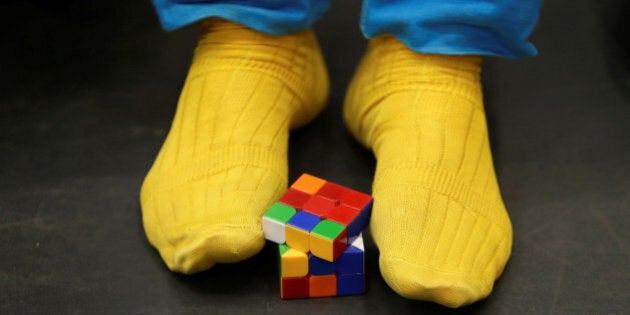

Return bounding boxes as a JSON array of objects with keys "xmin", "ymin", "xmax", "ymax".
[{"xmin": 262, "ymin": 174, "xmax": 373, "ymax": 299}]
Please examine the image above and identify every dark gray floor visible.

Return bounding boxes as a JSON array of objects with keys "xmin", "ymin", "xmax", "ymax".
[{"xmin": 1, "ymin": 0, "xmax": 629, "ymax": 313}]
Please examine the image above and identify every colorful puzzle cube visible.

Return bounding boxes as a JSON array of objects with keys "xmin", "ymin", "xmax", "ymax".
[
  {"xmin": 262, "ymin": 173, "xmax": 373, "ymax": 299},
  {"xmin": 263, "ymin": 174, "xmax": 373, "ymax": 261},
  {"xmin": 278, "ymin": 234, "xmax": 366, "ymax": 299}
]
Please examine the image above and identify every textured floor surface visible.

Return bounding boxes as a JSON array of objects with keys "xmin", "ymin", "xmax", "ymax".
[{"xmin": 1, "ymin": 0, "xmax": 628, "ymax": 313}]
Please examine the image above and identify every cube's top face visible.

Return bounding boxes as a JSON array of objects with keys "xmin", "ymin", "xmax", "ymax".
[
  {"xmin": 302, "ymin": 196, "xmax": 336, "ymax": 218},
  {"xmin": 265, "ymin": 173, "xmax": 373, "ymax": 244},
  {"xmin": 278, "ymin": 188, "xmax": 311, "ymax": 210},
  {"xmin": 311, "ymin": 220, "xmax": 346, "ymax": 240},
  {"xmin": 326, "ymin": 205, "xmax": 360, "ymax": 225},
  {"xmin": 287, "ymin": 211, "xmax": 320, "ymax": 232},
  {"xmin": 316, "ymin": 182, "xmax": 352, "ymax": 202},
  {"xmin": 339, "ymin": 190, "xmax": 373, "ymax": 211},
  {"xmin": 285, "ymin": 173, "xmax": 373, "ymax": 221},
  {"xmin": 264, "ymin": 202, "xmax": 297, "ymax": 223},
  {"xmin": 291, "ymin": 174, "xmax": 327, "ymax": 195}
]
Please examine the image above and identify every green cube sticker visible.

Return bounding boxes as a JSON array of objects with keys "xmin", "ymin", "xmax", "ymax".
[
  {"xmin": 311, "ymin": 220, "xmax": 346, "ymax": 241},
  {"xmin": 278, "ymin": 243, "xmax": 290, "ymax": 256},
  {"xmin": 264, "ymin": 202, "xmax": 296, "ymax": 223}
]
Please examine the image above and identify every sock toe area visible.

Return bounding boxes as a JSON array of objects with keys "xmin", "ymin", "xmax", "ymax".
[
  {"xmin": 379, "ymin": 255, "xmax": 491, "ymax": 308},
  {"xmin": 141, "ymin": 166, "xmax": 284, "ymax": 274},
  {"xmin": 172, "ymin": 225, "xmax": 265, "ymax": 274}
]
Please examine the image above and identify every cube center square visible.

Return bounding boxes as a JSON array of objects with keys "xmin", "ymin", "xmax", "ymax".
[
  {"xmin": 302, "ymin": 195, "xmax": 336, "ymax": 218},
  {"xmin": 285, "ymin": 211, "xmax": 320, "ymax": 253},
  {"xmin": 309, "ymin": 274, "xmax": 337, "ymax": 298}
]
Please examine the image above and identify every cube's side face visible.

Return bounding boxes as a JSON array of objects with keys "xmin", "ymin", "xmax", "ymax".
[
  {"xmin": 308, "ymin": 253, "xmax": 336, "ymax": 275},
  {"xmin": 262, "ymin": 203, "xmax": 296, "ymax": 243},
  {"xmin": 349, "ymin": 233, "xmax": 364, "ymax": 251},
  {"xmin": 331, "ymin": 230, "xmax": 348, "ymax": 261},
  {"xmin": 285, "ymin": 211, "xmax": 320, "ymax": 253},
  {"xmin": 337, "ymin": 273, "xmax": 365, "ymax": 296},
  {"xmin": 263, "ymin": 218, "xmax": 286, "ymax": 243},
  {"xmin": 285, "ymin": 225, "xmax": 311, "ymax": 253},
  {"xmin": 279, "ymin": 243, "xmax": 290, "ymax": 256},
  {"xmin": 281, "ymin": 276, "xmax": 310, "ymax": 299},
  {"xmin": 309, "ymin": 274, "xmax": 337, "ymax": 298},
  {"xmin": 281, "ymin": 248, "xmax": 309, "ymax": 277},
  {"xmin": 309, "ymin": 233, "xmax": 332, "ymax": 261},
  {"xmin": 345, "ymin": 199, "xmax": 373, "ymax": 237},
  {"xmin": 310, "ymin": 220, "xmax": 348, "ymax": 262},
  {"xmin": 336, "ymin": 245, "xmax": 364, "ymax": 275}
]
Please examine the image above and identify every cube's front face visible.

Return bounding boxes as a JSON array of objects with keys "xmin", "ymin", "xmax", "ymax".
[
  {"xmin": 281, "ymin": 276, "xmax": 309, "ymax": 299},
  {"xmin": 285, "ymin": 211, "xmax": 320, "ymax": 253},
  {"xmin": 262, "ymin": 174, "xmax": 373, "ymax": 299},
  {"xmin": 309, "ymin": 254, "xmax": 336, "ymax": 275},
  {"xmin": 309, "ymin": 274, "xmax": 337, "ymax": 297},
  {"xmin": 262, "ymin": 203, "xmax": 296, "ymax": 244},
  {"xmin": 337, "ymin": 273, "xmax": 365, "ymax": 296},
  {"xmin": 285, "ymin": 225, "xmax": 310, "ymax": 253},
  {"xmin": 310, "ymin": 220, "xmax": 348, "ymax": 262},
  {"xmin": 336, "ymin": 246, "xmax": 364, "ymax": 275},
  {"xmin": 280, "ymin": 244, "xmax": 309, "ymax": 278}
]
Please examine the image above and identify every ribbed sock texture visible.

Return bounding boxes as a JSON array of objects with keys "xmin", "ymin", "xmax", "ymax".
[
  {"xmin": 141, "ymin": 19, "xmax": 328, "ymax": 274},
  {"xmin": 344, "ymin": 36, "xmax": 512, "ymax": 308}
]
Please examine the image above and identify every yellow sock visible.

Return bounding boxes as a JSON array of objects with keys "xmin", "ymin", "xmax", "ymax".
[
  {"xmin": 141, "ymin": 19, "xmax": 329, "ymax": 274},
  {"xmin": 344, "ymin": 36, "xmax": 512, "ymax": 308}
]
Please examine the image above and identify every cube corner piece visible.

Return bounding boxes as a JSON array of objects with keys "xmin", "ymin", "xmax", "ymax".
[
  {"xmin": 310, "ymin": 220, "xmax": 348, "ymax": 262},
  {"xmin": 291, "ymin": 173, "xmax": 327, "ymax": 196},
  {"xmin": 263, "ymin": 202, "xmax": 297, "ymax": 244},
  {"xmin": 281, "ymin": 276, "xmax": 310, "ymax": 299},
  {"xmin": 337, "ymin": 273, "xmax": 365, "ymax": 296}
]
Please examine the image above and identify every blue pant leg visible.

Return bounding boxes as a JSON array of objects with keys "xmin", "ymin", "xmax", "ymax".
[
  {"xmin": 152, "ymin": 0, "xmax": 330, "ymax": 35},
  {"xmin": 361, "ymin": 0, "xmax": 543, "ymax": 58}
]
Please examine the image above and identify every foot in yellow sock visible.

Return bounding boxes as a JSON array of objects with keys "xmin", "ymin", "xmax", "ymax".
[
  {"xmin": 344, "ymin": 36, "xmax": 512, "ymax": 308},
  {"xmin": 141, "ymin": 19, "xmax": 328, "ymax": 274}
]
